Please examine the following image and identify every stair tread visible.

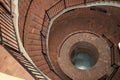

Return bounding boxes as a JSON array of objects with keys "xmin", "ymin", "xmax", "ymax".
[
  {"xmin": 28, "ymin": 51, "xmax": 42, "ymax": 56},
  {"xmin": 38, "ymin": 63, "xmax": 49, "ymax": 71},
  {"xmin": 31, "ymin": 55, "xmax": 45, "ymax": 62},
  {"xmin": 34, "ymin": 60, "xmax": 46, "ymax": 67},
  {"xmin": 46, "ymin": 71, "xmax": 60, "ymax": 80}
]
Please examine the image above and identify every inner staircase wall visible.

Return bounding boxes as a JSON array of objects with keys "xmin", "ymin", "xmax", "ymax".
[{"xmin": 0, "ymin": 46, "xmax": 34, "ymax": 80}]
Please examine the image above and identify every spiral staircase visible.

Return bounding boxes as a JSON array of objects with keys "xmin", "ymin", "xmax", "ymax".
[{"xmin": 0, "ymin": 0, "xmax": 120, "ymax": 80}]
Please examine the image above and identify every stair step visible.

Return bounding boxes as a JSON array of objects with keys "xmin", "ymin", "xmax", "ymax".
[
  {"xmin": 32, "ymin": 15, "xmax": 43, "ymax": 26},
  {"xmin": 46, "ymin": 71, "xmax": 60, "ymax": 80},
  {"xmin": 65, "ymin": 0, "xmax": 83, "ymax": 7},
  {"xmin": 31, "ymin": 55, "xmax": 44, "ymax": 62},
  {"xmin": 29, "ymin": 26, "xmax": 40, "ymax": 33},
  {"xmin": 27, "ymin": 32, "xmax": 41, "ymax": 40},
  {"xmin": 25, "ymin": 39, "xmax": 41, "ymax": 45},
  {"xmin": 38, "ymin": 63, "xmax": 49, "ymax": 71},
  {"xmin": 34, "ymin": 60, "xmax": 46, "ymax": 67},
  {"xmin": 28, "ymin": 51, "xmax": 42, "ymax": 56},
  {"xmin": 42, "ymin": 67, "xmax": 51, "ymax": 75},
  {"xmin": 25, "ymin": 45, "xmax": 41, "ymax": 51},
  {"xmin": 29, "ymin": 22, "xmax": 42, "ymax": 30}
]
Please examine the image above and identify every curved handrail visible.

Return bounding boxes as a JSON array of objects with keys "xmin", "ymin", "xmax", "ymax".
[{"xmin": 22, "ymin": 0, "xmax": 33, "ymax": 46}]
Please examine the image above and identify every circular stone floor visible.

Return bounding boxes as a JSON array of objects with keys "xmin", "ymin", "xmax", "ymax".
[{"xmin": 58, "ymin": 31, "xmax": 112, "ymax": 80}]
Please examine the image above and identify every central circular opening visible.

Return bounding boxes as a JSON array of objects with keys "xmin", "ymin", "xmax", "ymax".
[
  {"xmin": 70, "ymin": 42, "xmax": 99, "ymax": 70},
  {"xmin": 71, "ymin": 50, "xmax": 94, "ymax": 70}
]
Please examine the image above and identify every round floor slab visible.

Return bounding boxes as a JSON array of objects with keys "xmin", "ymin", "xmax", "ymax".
[{"xmin": 58, "ymin": 31, "xmax": 112, "ymax": 80}]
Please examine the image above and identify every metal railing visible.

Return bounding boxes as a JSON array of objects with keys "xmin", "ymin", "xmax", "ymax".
[
  {"xmin": 41, "ymin": 0, "xmax": 103, "ymax": 37},
  {"xmin": 40, "ymin": 0, "xmax": 120, "ymax": 79},
  {"xmin": 0, "ymin": 1, "xmax": 48, "ymax": 80},
  {"xmin": 102, "ymin": 34, "xmax": 120, "ymax": 80},
  {"xmin": 102, "ymin": 34, "xmax": 115, "ymax": 66},
  {"xmin": 41, "ymin": 0, "xmax": 120, "ymax": 39}
]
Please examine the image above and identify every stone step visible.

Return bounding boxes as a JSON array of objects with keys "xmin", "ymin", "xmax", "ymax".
[
  {"xmin": 34, "ymin": 60, "xmax": 46, "ymax": 67},
  {"xmin": 28, "ymin": 51, "xmax": 42, "ymax": 57},
  {"xmin": 27, "ymin": 33, "xmax": 41, "ymax": 40},
  {"xmin": 25, "ymin": 45, "xmax": 41, "ymax": 51},
  {"xmin": 38, "ymin": 63, "xmax": 49, "ymax": 71},
  {"xmin": 31, "ymin": 55, "xmax": 44, "ymax": 62},
  {"xmin": 46, "ymin": 71, "xmax": 60, "ymax": 80},
  {"xmin": 25, "ymin": 39, "xmax": 41, "ymax": 45}
]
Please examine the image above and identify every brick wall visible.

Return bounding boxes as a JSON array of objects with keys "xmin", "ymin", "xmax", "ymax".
[
  {"xmin": 18, "ymin": 0, "xmax": 31, "ymax": 40},
  {"xmin": 18, "ymin": 0, "xmax": 58, "ymax": 41}
]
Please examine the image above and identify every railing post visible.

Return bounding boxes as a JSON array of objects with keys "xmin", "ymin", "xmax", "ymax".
[
  {"xmin": 111, "ymin": 45, "xmax": 115, "ymax": 67},
  {"xmin": 107, "ymin": 66, "xmax": 119, "ymax": 80},
  {"xmin": 84, "ymin": 0, "xmax": 86, "ymax": 5},
  {"xmin": 63, "ymin": 0, "xmax": 66, "ymax": 9},
  {"xmin": 45, "ymin": 10, "xmax": 51, "ymax": 21},
  {"xmin": 40, "ymin": 31, "xmax": 46, "ymax": 38},
  {"xmin": 10, "ymin": 0, "xmax": 13, "ymax": 17}
]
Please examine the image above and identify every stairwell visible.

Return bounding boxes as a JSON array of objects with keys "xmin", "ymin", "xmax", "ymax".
[{"xmin": 10, "ymin": 0, "xmax": 120, "ymax": 80}]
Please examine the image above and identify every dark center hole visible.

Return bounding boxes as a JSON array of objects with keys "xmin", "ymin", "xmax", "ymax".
[{"xmin": 70, "ymin": 42, "xmax": 99, "ymax": 70}]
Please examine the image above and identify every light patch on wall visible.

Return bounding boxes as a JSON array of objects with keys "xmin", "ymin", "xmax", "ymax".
[
  {"xmin": 118, "ymin": 42, "xmax": 120, "ymax": 49},
  {"xmin": 31, "ymin": 28, "xmax": 35, "ymax": 33},
  {"xmin": 0, "ymin": 72, "xmax": 24, "ymax": 80}
]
